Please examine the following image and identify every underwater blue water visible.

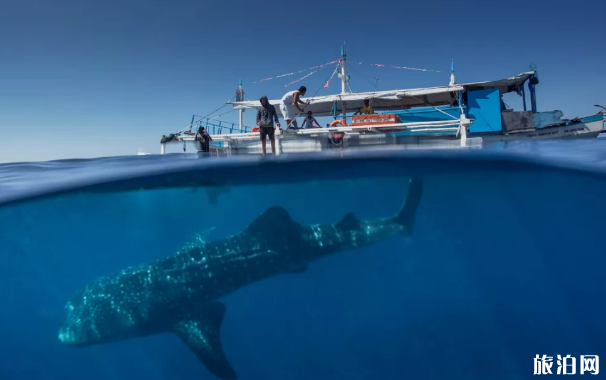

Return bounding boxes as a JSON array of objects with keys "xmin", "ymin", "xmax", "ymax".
[{"xmin": 1, "ymin": 139, "xmax": 606, "ymax": 380}]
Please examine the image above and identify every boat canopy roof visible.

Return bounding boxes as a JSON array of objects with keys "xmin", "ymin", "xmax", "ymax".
[
  {"xmin": 230, "ymin": 71, "xmax": 535, "ymax": 117},
  {"xmin": 463, "ymin": 70, "xmax": 535, "ymax": 93}
]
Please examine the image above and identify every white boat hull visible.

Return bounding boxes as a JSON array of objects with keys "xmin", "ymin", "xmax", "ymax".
[
  {"xmin": 480, "ymin": 118, "xmax": 603, "ymax": 142},
  {"xmin": 204, "ymin": 118, "xmax": 604, "ymax": 154}
]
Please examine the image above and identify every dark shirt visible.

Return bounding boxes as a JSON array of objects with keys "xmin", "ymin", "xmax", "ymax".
[{"xmin": 256, "ymin": 103, "xmax": 279, "ymax": 127}]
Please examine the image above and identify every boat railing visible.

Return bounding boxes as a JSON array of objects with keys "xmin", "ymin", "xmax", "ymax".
[
  {"xmin": 199, "ymin": 119, "xmax": 469, "ymax": 142},
  {"xmin": 169, "ymin": 118, "xmax": 469, "ymax": 141},
  {"xmin": 292, "ymin": 119, "xmax": 463, "ymax": 135},
  {"xmin": 189, "ymin": 118, "xmax": 253, "ymax": 135},
  {"xmin": 161, "ymin": 117, "xmax": 472, "ymax": 153}
]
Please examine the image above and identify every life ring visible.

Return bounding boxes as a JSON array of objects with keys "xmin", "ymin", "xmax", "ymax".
[
  {"xmin": 329, "ymin": 119, "xmax": 348, "ymax": 127},
  {"xmin": 252, "ymin": 127, "xmax": 260, "ymax": 132},
  {"xmin": 328, "ymin": 131, "xmax": 345, "ymax": 150}
]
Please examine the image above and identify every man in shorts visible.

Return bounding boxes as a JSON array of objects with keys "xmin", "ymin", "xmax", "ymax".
[
  {"xmin": 280, "ymin": 86, "xmax": 308, "ymax": 129},
  {"xmin": 256, "ymin": 95, "xmax": 280, "ymax": 155}
]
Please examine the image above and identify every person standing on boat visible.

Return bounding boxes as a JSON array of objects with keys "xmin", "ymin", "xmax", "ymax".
[
  {"xmin": 301, "ymin": 111, "xmax": 321, "ymax": 129},
  {"xmin": 280, "ymin": 86, "xmax": 308, "ymax": 129},
  {"xmin": 197, "ymin": 126, "xmax": 212, "ymax": 152},
  {"xmin": 184, "ymin": 126, "xmax": 212, "ymax": 152},
  {"xmin": 354, "ymin": 98, "xmax": 375, "ymax": 115},
  {"xmin": 256, "ymin": 95, "xmax": 280, "ymax": 155}
]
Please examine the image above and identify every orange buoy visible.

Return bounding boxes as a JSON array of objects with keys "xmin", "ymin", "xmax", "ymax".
[{"xmin": 329, "ymin": 119, "xmax": 348, "ymax": 127}]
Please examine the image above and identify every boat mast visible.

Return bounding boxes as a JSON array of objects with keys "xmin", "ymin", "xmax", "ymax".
[
  {"xmin": 529, "ymin": 64, "xmax": 539, "ymax": 113},
  {"xmin": 337, "ymin": 42, "xmax": 350, "ymax": 120},
  {"xmin": 339, "ymin": 42, "xmax": 349, "ymax": 94},
  {"xmin": 237, "ymin": 78, "xmax": 244, "ymax": 132}
]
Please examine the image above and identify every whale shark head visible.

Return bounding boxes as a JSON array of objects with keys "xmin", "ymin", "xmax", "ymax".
[
  {"xmin": 58, "ymin": 288, "xmax": 93, "ymax": 345},
  {"xmin": 58, "ymin": 283, "xmax": 128, "ymax": 346}
]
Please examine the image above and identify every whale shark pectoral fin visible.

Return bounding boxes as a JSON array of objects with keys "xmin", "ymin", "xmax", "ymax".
[
  {"xmin": 337, "ymin": 212, "xmax": 361, "ymax": 231},
  {"xmin": 171, "ymin": 302, "xmax": 237, "ymax": 380}
]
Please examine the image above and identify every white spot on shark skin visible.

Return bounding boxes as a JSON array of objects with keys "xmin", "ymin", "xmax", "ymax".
[{"xmin": 311, "ymin": 225, "xmax": 324, "ymax": 247}]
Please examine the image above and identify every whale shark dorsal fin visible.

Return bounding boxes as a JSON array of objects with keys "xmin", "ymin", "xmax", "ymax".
[
  {"xmin": 247, "ymin": 206, "xmax": 297, "ymax": 235},
  {"xmin": 171, "ymin": 302, "xmax": 237, "ymax": 379},
  {"xmin": 337, "ymin": 212, "xmax": 361, "ymax": 231}
]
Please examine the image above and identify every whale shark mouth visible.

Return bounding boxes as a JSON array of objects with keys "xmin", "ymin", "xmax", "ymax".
[
  {"xmin": 57, "ymin": 323, "xmax": 89, "ymax": 346},
  {"xmin": 58, "ymin": 329, "xmax": 77, "ymax": 344},
  {"xmin": 58, "ymin": 319, "xmax": 109, "ymax": 347}
]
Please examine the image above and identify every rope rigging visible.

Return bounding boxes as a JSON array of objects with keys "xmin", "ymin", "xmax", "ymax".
[
  {"xmin": 285, "ymin": 61, "xmax": 342, "ymax": 129},
  {"xmin": 172, "ymin": 55, "xmax": 446, "ymax": 138},
  {"xmin": 175, "ymin": 95, "xmax": 236, "ymax": 135}
]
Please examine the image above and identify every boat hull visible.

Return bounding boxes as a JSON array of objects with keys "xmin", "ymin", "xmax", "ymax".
[
  {"xmin": 203, "ymin": 117, "xmax": 603, "ymax": 154},
  {"xmin": 479, "ymin": 117, "xmax": 604, "ymax": 143}
]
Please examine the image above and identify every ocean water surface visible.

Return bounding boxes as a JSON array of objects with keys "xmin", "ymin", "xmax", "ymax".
[{"xmin": 1, "ymin": 139, "xmax": 605, "ymax": 380}]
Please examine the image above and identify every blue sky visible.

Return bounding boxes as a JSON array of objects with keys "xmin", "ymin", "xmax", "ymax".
[{"xmin": 1, "ymin": 0, "xmax": 604, "ymax": 162}]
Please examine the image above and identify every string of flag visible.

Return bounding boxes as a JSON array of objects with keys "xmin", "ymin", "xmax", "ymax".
[
  {"xmin": 250, "ymin": 60, "xmax": 441, "ymax": 87},
  {"xmin": 351, "ymin": 61, "xmax": 441, "ymax": 73},
  {"xmin": 283, "ymin": 62, "xmax": 339, "ymax": 88},
  {"xmin": 323, "ymin": 64, "xmax": 340, "ymax": 89},
  {"xmin": 251, "ymin": 60, "xmax": 340, "ymax": 84}
]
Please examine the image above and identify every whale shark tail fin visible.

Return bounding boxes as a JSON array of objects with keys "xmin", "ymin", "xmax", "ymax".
[
  {"xmin": 395, "ymin": 177, "xmax": 424, "ymax": 234},
  {"xmin": 171, "ymin": 302, "xmax": 237, "ymax": 379}
]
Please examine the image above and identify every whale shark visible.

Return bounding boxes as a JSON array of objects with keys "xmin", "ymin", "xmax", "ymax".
[{"xmin": 58, "ymin": 177, "xmax": 424, "ymax": 379}]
